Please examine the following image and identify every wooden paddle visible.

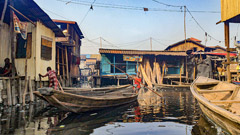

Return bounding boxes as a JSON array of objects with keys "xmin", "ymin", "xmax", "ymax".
[
  {"xmin": 57, "ymin": 80, "xmax": 64, "ymax": 92},
  {"xmin": 107, "ymin": 62, "xmax": 162, "ymax": 97}
]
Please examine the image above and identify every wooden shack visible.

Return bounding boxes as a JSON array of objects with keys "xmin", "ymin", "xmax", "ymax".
[
  {"xmin": 98, "ymin": 48, "xmax": 187, "ymax": 86},
  {"xmin": 221, "ymin": 0, "xmax": 240, "ymax": 22},
  {"xmin": 165, "ymin": 37, "xmax": 205, "ymax": 52},
  {"xmin": 53, "ymin": 20, "xmax": 84, "ymax": 86},
  {"xmin": 0, "ymin": 0, "xmax": 64, "ymax": 106},
  {"xmin": 220, "ymin": 0, "xmax": 240, "ymax": 82}
]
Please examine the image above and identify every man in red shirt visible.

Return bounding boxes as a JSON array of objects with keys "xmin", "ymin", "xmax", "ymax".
[
  {"xmin": 132, "ymin": 74, "xmax": 142, "ymax": 93},
  {"xmin": 39, "ymin": 67, "xmax": 59, "ymax": 90}
]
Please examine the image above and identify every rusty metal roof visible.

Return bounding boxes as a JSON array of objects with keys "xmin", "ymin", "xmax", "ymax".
[
  {"xmin": 99, "ymin": 48, "xmax": 187, "ymax": 56},
  {"xmin": 53, "ymin": 19, "xmax": 84, "ymax": 39},
  {"xmin": 165, "ymin": 38, "xmax": 206, "ymax": 51}
]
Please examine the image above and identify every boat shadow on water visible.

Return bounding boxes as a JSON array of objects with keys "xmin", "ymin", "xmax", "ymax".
[{"xmin": 46, "ymin": 102, "xmax": 139, "ymax": 135}]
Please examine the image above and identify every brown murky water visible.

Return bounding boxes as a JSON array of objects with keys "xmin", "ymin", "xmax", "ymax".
[{"xmin": 0, "ymin": 88, "xmax": 229, "ymax": 135}]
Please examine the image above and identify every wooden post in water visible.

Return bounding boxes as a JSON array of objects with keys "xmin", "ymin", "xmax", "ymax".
[
  {"xmin": 28, "ymin": 76, "xmax": 34, "ymax": 102},
  {"xmin": 11, "ymin": 78, "xmax": 16, "ymax": 105},
  {"xmin": 180, "ymin": 67, "xmax": 182, "ymax": 85},
  {"xmin": 18, "ymin": 78, "xmax": 22, "ymax": 104},
  {"xmin": 6, "ymin": 79, "xmax": 12, "ymax": 106},
  {"xmin": 23, "ymin": 76, "xmax": 28, "ymax": 106},
  {"xmin": 224, "ymin": 22, "xmax": 231, "ymax": 83}
]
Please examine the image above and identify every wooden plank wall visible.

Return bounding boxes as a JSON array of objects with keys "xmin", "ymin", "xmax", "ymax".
[
  {"xmin": 168, "ymin": 42, "xmax": 204, "ymax": 51},
  {"xmin": 221, "ymin": 0, "xmax": 240, "ymax": 22}
]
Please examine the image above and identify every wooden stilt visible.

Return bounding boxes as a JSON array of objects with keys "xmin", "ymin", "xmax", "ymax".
[
  {"xmin": 28, "ymin": 76, "xmax": 34, "ymax": 102},
  {"xmin": 65, "ymin": 46, "xmax": 69, "ymax": 85},
  {"xmin": 180, "ymin": 67, "xmax": 182, "ymax": 85},
  {"xmin": 62, "ymin": 48, "xmax": 65, "ymax": 79},
  {"xmin": 224, "ymin": 22, "xmax": 231, "ymax": 83},
  {"xmin": 18, "ymin": 78, "xmax": 22, "ymax": 104},
  {"xmin": 23, "ymin": 77, "xmax": 28, "ymax": 106},
  {"xmin": 57, "ymin": 47, "xmax": 60, "ymax": 76},
  {"xmin": 6, "ymin": 79, "xmax": 12, "ymax": 106},
  {"xmin": 11, "ymin": 79, "xmax": 16, "ymax": 105}
]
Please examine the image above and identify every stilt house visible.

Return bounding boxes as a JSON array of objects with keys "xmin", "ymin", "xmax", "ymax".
[
  {"xmin": 53, "ymin": 20, "xmax": 84, "ymax": 86},
  {"xmin": 0, "ymin": 0, "xmax": 64, "ymax": 105}
]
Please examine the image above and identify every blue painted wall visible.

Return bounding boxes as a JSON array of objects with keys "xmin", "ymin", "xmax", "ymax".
[{"xmin": 100, "ymin": 54, "xmax": 137, "ymax": 75}]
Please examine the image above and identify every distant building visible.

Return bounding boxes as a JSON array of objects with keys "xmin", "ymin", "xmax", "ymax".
[
  {"xmin": 80, "ymin": 54, "xmax": 100, "ymax": 78},
  {"xmin": 53, "ymin": 20, "xmax": 84, "ymax": 85},
  {"xmin": 165, "ymin": 37, "xmax": 227, "ymax": 53},
  {"xmin": 165, "ymin": 37, "xmax": 205, "ymax": 52}
]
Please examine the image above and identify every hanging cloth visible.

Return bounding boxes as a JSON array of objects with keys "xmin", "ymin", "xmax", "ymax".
[{"xmin": 13, "ymin": 11, "xmax": 28, "ymax": 39}]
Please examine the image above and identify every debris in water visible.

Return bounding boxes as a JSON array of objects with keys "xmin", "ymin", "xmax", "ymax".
[{"xmin": 90, "ymin": 113, "xmax": 97, "ymax": 116}]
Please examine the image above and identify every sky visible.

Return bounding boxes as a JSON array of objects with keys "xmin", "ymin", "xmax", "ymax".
[{"xmin": 34, "ymin": 0, "xmax": 240, "ymax": 54}]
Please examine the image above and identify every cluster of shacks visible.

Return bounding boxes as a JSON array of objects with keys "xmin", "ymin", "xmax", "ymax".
[
  {"xmin": 98, "ymin": 37, "xmax": 236, "ymax": 87},
  {"xmin": 0, "ymin": 0, "xmax": 84, "ymax": 106}
]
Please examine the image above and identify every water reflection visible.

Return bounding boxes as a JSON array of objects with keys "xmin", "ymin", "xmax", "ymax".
[
  {"xmin": 0, "ymin": 88, "xmax": 230, "ymax": 135},
  {"xmin": 192, "ymin": 115, "xmax": 230, "ymax": 135}
]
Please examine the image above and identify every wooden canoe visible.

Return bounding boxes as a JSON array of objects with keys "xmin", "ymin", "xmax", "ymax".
[
  {"xmin": 34, "ymin": 87, "xmax": 138, "ymax": 113},
  {"xmin": 191, "ymin": 76, "xmax": 240, "ymax": 134},
  {"xmin": 155, "ymin": 83, "xmax": 190, "ymax": 88},
  {"xmin": 63, "ymin": 84, "xmax": 130, "ymax": 91}
]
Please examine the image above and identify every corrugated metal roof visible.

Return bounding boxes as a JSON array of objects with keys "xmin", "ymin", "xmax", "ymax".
[
  {"xmin": 99, "ymin": 48, "xmax": 187, "ymax": 56},
  {"xmin": 165, "ymin": 38, "xmax": 206, "ymax": 51},
  {"xmin": 53, "ymin": 19, "xmax": 84, "ymax": 39}
]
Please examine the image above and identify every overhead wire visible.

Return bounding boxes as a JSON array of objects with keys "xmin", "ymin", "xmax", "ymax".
[
  {"xmin": 185, "ymin": 7, "xmax": 223, "ymax": 43},
  {"xmin": 53, "ymin": 0, "xmax": 223, "ymax": 46},
  {"xmin": 151, "ymin": 0, "xmax": 182, "ymax": 8},
  {"xmin": 57, "ymin": 0, "xmax": 220, "ymax": 13},
  {"xmin": 79, "ymin": 0, "xmax": 97, "ymax": 25}
]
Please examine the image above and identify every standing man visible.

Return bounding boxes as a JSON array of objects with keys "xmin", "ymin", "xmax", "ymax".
[{"xmin": 39, "ymin": 67, "xmax": 59, "ymax": 90}]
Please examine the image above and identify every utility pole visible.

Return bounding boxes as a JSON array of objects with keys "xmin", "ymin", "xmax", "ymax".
[
  {"xmin": 150, "ymin": 37, "xmax": 152, "ymax": 51},
  {"xmin": 100, "ymin": 37, "xmax": 102, "ymax": 48}
]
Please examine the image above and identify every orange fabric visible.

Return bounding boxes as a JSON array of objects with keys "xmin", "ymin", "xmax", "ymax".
[{"xmin": 134, "ymin": 78, "xmax": 142, "ymax": 89}]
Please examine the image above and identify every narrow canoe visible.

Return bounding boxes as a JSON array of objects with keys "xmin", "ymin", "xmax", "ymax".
[
  {"xmin": 155, "ymin": 83, "xmax": 190, "ymax": 88},
  {"xmin": 191, "ymin": 76, "xmax": 240, "ymax": 134},
  {"xmin": 63, "ymin": 84, "xmax": 130, "ymax": 91},
  {"xmin": 34, "ymin": 87, "xmax": 138, "ymax": 113}
]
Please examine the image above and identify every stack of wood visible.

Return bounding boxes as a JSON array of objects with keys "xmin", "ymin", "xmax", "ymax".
[{"xmin": 138, "ymin": 57, "xmax": 165, "ymax": 88}]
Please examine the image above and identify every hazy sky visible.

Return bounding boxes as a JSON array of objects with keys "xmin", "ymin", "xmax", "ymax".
[{"xmin": 34, "ymin": 0, "xmax": 239, "ymax": 54}]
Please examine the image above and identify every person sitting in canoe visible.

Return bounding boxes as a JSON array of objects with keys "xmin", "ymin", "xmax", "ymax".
[{"xmin": 39, "ymin": 67, "xmax": 59, "ymax": 90}]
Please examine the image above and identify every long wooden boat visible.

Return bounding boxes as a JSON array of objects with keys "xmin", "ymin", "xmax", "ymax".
[
  {"xmin": 191, "ymin": 76, "xmax": 240, "ymax": 134},
  {"xmin": 155, "ymin": 83, "xmax": 190, "ymax": 89},
  {"xmin": 34, "ymin": 86, "xmax": 138, "ymax": 113},
  {"xmin": 63, "ymin": 84, "xmax": 130, "ymax": 91}
]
